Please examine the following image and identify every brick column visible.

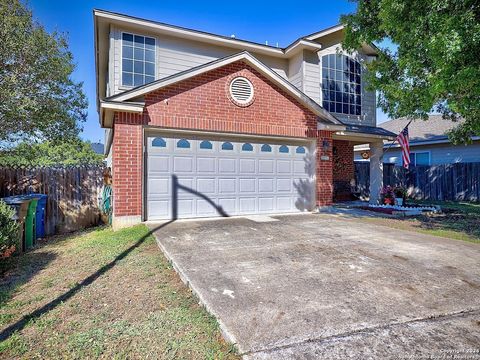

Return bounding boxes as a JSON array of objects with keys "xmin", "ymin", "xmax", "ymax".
[
  {"xmin": 332, "ymin": 139, "xmax": 355, "ymax": 201},
  {"xmin": 316, "ymin": 130, "xmax": 334, "ymax": 206},
  {"xmin": 111, "ymin": 113, "xmax": 143, "ymax": 229}
]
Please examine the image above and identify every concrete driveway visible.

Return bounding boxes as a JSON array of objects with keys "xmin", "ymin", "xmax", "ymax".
[{"xmin": 149, "ymin": 213, "xmax": 480, "ymax": 359}]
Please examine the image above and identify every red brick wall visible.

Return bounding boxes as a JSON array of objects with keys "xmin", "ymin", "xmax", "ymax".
[
  {"xmin": 112, "ymin": 60, "xmax": 335, "ymax": 217},
  {"xmin": 333, "ymin": 139, "xmax": 355, "ymax": 201},
  {"xmin": 112, "ymin": 113, "xmax": 143, "ymax": 217},
  {"xmin": 316, "ymin": 131, "xmax": 334, "ymax": 206}
]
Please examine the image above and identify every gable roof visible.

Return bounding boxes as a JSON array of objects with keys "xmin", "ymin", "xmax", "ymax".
[
  {"xmin": 380, "ymin": 115, "xmax": 465, "ymax": 143},
  {"xmin": 102, "ymin": 51, "xmax": 344, "ymax": 127},
  {"xmin": 94, "ymin": 9, "xmax": 323, "ymax": 59}
]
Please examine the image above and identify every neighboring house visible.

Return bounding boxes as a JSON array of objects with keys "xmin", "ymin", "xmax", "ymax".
[
  {"xmin": 94, "ymin": 9, "xmax": 395, "ymax": 228},
  {"xmin": 90, "ymin": 142, "xmax": 105, "ymax": 155},
  {"xmin": 354, "ymin": 116, "xmax": 480, "ymax": 165}
]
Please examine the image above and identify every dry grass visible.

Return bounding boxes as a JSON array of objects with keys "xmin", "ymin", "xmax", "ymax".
[{"xmin": 0, "ymin": 225, "xmax": 238, "ymax": 359}]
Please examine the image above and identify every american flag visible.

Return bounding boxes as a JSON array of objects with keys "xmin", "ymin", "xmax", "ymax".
[{"xmin": 397, "ymin": 126, "xmax": 410, "ymax": 169}]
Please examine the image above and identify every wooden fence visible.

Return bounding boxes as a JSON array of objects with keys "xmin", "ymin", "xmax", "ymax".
[
  {"xmin": 355, "ymin": 162, "xmax": 480, "ymax": 201},
  {"xmin": 0, "ymin": 166, "xmax": 105, "ymax": 236}
]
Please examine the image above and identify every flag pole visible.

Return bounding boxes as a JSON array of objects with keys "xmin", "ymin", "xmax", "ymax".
[{"xmin": 383, "ymin": 119, "xmax": 413, "ymax": 156}]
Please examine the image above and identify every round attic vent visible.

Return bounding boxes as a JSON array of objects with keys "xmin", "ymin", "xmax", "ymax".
[{"xmin": 229, "ymin": 77, "xmax": 254, "ymax": 105}]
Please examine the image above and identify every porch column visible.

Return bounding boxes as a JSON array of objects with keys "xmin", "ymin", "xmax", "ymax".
[{"xmin": 369, "ymin": 141, "xmax": 383, "ymax": 204}]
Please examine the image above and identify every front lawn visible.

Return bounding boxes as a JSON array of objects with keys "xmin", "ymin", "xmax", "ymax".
[
  {"xmin": 0, "ymin": 225, "xmax": 238, "ymax": 359},
  {"xmin": 364, "ymin": 201, "xmax": 480, "ymax": 243}
]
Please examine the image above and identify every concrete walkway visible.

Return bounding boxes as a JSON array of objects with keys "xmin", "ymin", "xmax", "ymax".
[{"xmin": 149, "ymin": 213, "xmax": 480, "ymax": 359}]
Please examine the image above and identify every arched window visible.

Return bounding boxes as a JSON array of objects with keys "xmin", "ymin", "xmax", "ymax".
[
  {"xmin": 321, "ymin": 54, "xmax": 361, "ymax": 115},
  {"xmin": 221, "ymin": 142, "xmax": 234, "ymax": 150},
  {"xmin": 279, "ymin": 145, "xmax": 289, "ymax": 153},
  {"xmin": 176, "ymin": 139, "xmax": 190, "ymax": 149},
  {"xmin": 199, "ymin": 140, "xmax": 212, "ymax": 149},
  {"xmin": 296, "ymin": 146, "xmax": 306, "ymax": 154},
  {"xmin": 242, "ymin": 143, "xmax": 253, "ymax": 152},
  {"xmin": 152, "ymin": 137, "xmax": 166, "ymax": 147},
  {"xmin": 261, "ymin": 144, "xmax": 272, "ymax": 152}
]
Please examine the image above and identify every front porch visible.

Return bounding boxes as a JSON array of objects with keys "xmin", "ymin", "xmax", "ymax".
[{"xmin": 331, "ymin": 125, "xmax": 396, "ymax": 204}]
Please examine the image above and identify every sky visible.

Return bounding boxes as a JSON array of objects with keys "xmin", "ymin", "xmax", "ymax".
[{"xmin": 30, "ymin": 0, "xmax": 390, "ymax": 144}]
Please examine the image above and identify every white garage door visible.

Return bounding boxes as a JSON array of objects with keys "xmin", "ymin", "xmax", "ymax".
[{"xmin": 146, "ymin": 135, "xmax": 315, "ymax": 220}]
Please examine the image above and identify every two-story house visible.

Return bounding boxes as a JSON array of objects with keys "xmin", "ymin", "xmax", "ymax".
[{"xmin": 94, "ymin": 9, "xmax": 396, "ymax": 228}]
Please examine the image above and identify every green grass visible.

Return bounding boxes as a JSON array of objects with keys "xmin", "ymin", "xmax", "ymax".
[
  {"xmin": 366, "ymin": 200, "xmax": 480, "ymax": 243},
  {"xmin": 0, "ymin": 225, "xmax": 239, "ymax": 359}
]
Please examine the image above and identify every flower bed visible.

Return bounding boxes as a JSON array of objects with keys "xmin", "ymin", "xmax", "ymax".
[{"xmin": 361, "ymin": 204, "xmax": 441, "ymax": 216}]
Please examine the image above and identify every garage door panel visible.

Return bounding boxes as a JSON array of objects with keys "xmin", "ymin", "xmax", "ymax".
[
  {"xmin": 219, "ymin": 178, "xmax": 236, "ymax": 193},
  {"xmin": 197, "ymin": 157, "xmax": 216, "ymax": 173},
  {"xmin": 197, "ymin": 178, "xmax": 215, "ymax": 193},
  {"xmin": 259, "ymin": 197, "xmax": 274, "ymax": 212},
  {"xmin": 258, "ymin": 159, "xmax": 274, "ymax": 174},
  {"xmin": 277, "ymin": 197, "xmax": 293, "ymax": 211},
  {"xmin": 239, "ymin": 159, "xmax": 256, "ymax": 173},
  {"xmin": 239, "ymin": 178, "xmax": 256, "ymax": 193},
  {"xmin": 277, "ymin": 178, "xmax": 292, "ymax": 192},
  {"xmin": 177, "ymin": 199, "xmax": 194, "ymax": 216},
  {"xmin": 277, "ymin": 160, "xmax": 292, "ymax": 173},
  {"xmin": 294, "ymin": 160, "xmax": 307, "ymax": 174},
  {"xmin": 196, "ymin": 199, "xmax": 217, "ymax": 216},
  {"xmin": 258, "ymin": 178, "xmax": 274, "ymax": 193},
  {"xmin": 174, "ymin": 157, "xmax": 194, "ymax": 172},
  {"xmin": 148, "ymin": 200, "xmax": 170, "ymax": 219},
  {"xmin": 218, "ymin": 198, "xmax": 236, "ymax": 214},
  {"xmin": 218, "ymin": 158, "xmax": 236, "ymax": 173},
  {"xmin": 239, "ymin": 197, "xmax": 256, "ymax": 213},
  {"xmin": 146, "ymin": 135, "xmax": 314, "ymax": 220},
  {"xmin": 148, "ymin": 156, "xmax": 170, "ymax": 173},
  {"xmin": 148, "ymin": 178, "xmax": 169, "ymax": 196}
]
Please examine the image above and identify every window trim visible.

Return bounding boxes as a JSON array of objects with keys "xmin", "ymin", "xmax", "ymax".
[
  {"xmin": 120, "ymin": 31, "xmax": 157, "ymax": 88},
  {"xmin": 409, "ymin": 151, "xmax": 431, "ymax": 166},
  {"xmin": 320, "ymin": 52, "xmax": 362, "ymax": 116}
]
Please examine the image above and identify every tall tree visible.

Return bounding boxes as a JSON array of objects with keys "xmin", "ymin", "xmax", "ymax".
[
  {"xmin": 0, "ymin": 0, "xmax": 87, "ymax": 147},
  {"xmin": 0, "ymin": 139, "xmax": 104, "ymax": 167},
  {"xmin": 341, "ymin": 0, "xmax": 480, "ymax": 143}
]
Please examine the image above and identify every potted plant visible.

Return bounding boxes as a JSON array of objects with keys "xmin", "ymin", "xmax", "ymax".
[
  {"xmin": 393, "ymin": 186, "xmax": 407, "ymax": 206},
  {"xmin": 380, "ymin": 186, "xmax": 395, "ymax": 205}
]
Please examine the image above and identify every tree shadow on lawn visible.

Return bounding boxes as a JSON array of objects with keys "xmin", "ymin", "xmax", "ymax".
[
  {"xmin": 0, "ymin": 251, "xmax": 57, "ymax": 308},
  {"xmin": 0, "ymin": 220, "xmax": 174, "ymax": 342}
]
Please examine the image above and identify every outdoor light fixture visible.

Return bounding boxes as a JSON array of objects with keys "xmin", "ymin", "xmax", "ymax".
[{"xmin": 322, "ymin": 139, "xmax": 331, "ymax": 151}]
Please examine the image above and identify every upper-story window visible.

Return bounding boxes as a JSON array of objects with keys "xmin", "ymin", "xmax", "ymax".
[
  {"xmin": 122, "ymin": 33, "xmax": 156, "ymax": 87},
  {"xmin": 321, "ymin": 54, "xmax": 361, "ymax": 116}
]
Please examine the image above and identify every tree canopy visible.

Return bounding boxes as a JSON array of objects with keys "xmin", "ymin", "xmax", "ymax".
[
  {"xmin": 0, "ymin": 140, "xmax": 104, "ymax": 167},
  {"xmin": 0, "ymin": 0, "xmax": 87, "ymax": 147},
  {"xmin": 341, "ymin": 0, "xmax": 480, "ymax": 143}
]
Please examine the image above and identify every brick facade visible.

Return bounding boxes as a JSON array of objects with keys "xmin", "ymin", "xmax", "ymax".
[
  {"xmin": 332, "ymin": 139, "xmax": 355, "ymax": 201},
  {"xmin": 111, "ymin": 60, "xmax": 335, "ymax": 219}
]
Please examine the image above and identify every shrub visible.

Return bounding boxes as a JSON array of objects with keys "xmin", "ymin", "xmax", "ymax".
[
  {"xmin": 0, "ymin": 201, "xmax": 19, "ymax": 258},
  {"xmin": 394, "ymin": 186, "xmax": 407, "ymax": 198}
]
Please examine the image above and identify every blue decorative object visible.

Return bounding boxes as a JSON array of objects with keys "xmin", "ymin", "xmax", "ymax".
[
  {"xmin": 261, "ymin": 144, "xmax": 272, "ymax": 152},
  {"xmin": 152, "ymin": 137, "xmax": 166, "ymax": 147},
  {"xmin": 199, "ymin": 140, "xmax": 213, "ymax": 149},
  {"xmin": 296, "ymin": 146, "xmax": 306, "ymax": 154},
  {"xmin": 176, "ymin": 139, "xmax": 190, "ymax": 148},
  {"xmin": 242, "ymin": 143, "xmax": 253, "ymax": 151},
  {"xmin": 279, "ymin": 145, "xmax": 289, "ymax": 153},
  {"xmin": 221, "ymin": 142, "xmax": 234, "ymax": 150}
]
